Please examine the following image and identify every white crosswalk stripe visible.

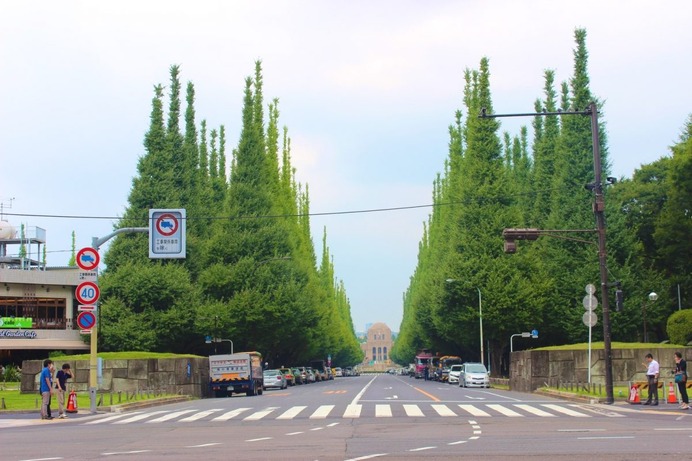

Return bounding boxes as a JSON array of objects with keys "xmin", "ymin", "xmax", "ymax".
[
  {"xmin": 375, "ymin": 404, "xmax": 392, "ymax": 417},
  {"xmin": 487, "ymin": 404, "xmax": 524, "ymax": 417},
  {"xmin": 432, "ymin": 404, "xmax": 457, "ymax": 417},
  {"xmin": 82, "ymin": 402, "xmax": 623, "ymax": 425},
  {"xmin": 244, "ymin": 407, "xmax": 279, "ymax": 421},
  {"xmin": 179, "ymin": 409, "xmax": 223, "ymax": 422},
  {"xmin": 148, "ymin": 409, "xmax": 197, "ymax": 422},
  {"xmin": 343, "ymin": 404, "xmax": 362, "ymax": 418},
  {"xmin": 277, "ymin": 406, "xmax": 307, "ymax": 420},
  {"xmin": 403, "ymin": 404, "xmax": 424, "ymax": 417},
  {"xmin": 541, "ymin": 404, "xmax": 591, "ymax": 417},
  {"xmin": 310, "ymin": 405, "xmax": 335, "ymax": 419},
  {"xmin": 514, "ymin": 404, "xmax": 556, "ymax": 417},
  {"xmin": 212, "ymin": 407, "xmax": 251, "ymax": 421},
  {"xmin": 458, "ymin": 404, "xmax": 492, "ymax": 417},
  {"xmin": 114, "ymin": 410, "xmax": 170, "ymax": 424}
]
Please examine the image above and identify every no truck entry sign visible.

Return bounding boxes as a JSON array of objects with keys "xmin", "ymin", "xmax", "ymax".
[{"xmin": 149, "ymin": 209, "xmax": 186, "ymax": 259}]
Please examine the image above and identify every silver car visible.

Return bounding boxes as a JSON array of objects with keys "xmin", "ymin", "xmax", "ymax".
[
  {"xmin": 459, "ymin": 362, "xmax": 490, "ymax": 388},
  {"xmin": 447, "ymin": 364, "xmax": 463, "ymax": 385},
  {"xmin": 263, "ymin": 369, "xmax": 287, "ymax": 390}
]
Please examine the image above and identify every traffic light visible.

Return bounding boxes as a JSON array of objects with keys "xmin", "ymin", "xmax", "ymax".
[{"xmin": 615, "ymin": 289, "xmax": 624, "ymax": 312}]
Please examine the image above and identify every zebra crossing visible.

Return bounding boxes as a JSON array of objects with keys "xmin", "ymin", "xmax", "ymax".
[{"xmin": 83, "ymin": 402, "xmax": 625, "ymax": 425}]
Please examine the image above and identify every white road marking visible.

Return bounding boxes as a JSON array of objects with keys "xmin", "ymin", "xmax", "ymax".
[
  {"xmin": 276, "ymin": 406, "xmax": 307, "ymax": 420},
  {"xmin": 84, "ymin": 413, "xmax": 141, "ymax": 424},
  {"xmin": 375, "ymin": 404, "xmax": 392, "ymax": 417},
  {"xmin": 487, "ymin": 404, "xmax": 524, "ymax": 417},
  {"xmin": 286, "ymin": 432, "xmax": 303, "ymax": 436},
  {"xmin": 185, "ymin": 443, "xmax": 222, "ymax": 448},
  {"xmin": 113, "ymin": 410, "xmax": 169, "ymax": 424},
  {"xmin": 18, "ymin": 458, "xmax": 63, "ymax": 461},
  {"xmin": 409, "ymin": 446, "xmax": 436, "ymax": 452},
  {"xmin": 432, "ymin": 404, "xmax": 457, "ymax": 417},
  {"xmin": 542, "ymin": 404, "xmax": 590, "ymax": 417},
  {"xmin": 458, "ymin": 404, "xmax": 491, "ymax": 417},
  {"xmin": 327, "ymin": 422, "xmax": 340, "ymax": 427},
  {"xmin": 102, "ymin": 450, "xmax": 151, "ymax": 456},
  {"xmin": 448, "ymin": 441, "xmax": 467, "ymax": 445},
  {"xmin": 514, "ymin": 404, "xmax": 556, "ymax": 417},
  {"xmin": 244, "ymin": 407, "xmax": 278, "ymax": 421},
  {"xmin": 344, "ymin": 454, "xmax": 388, "ymax": 461},
  {"xmin": 343, "ymin": 404, "xmax": 362, "ymax": 418},
  {"xmin": 578, "ymin": 436, "xmax": 635, "ymax": 440},
  {"xmin": 558, "ymin": 429, "xmax": 605, "ymax": 432},
  {"xmin": 654, "ymin": 427, "xmax": 692, "ymax": 431},
  {"xmin": 245, "ymin": 437, "xmax": 273, "ymax": 442},
  {"xmin": 211, "ymin": 407, "xmax": 251, "ymax": 421},
  {"xmin": 179, "ymin": 409, "xmax": 223, "ymax": 422},
  {"xmin": 350, "ymin": 375, "xmax": 378, "ymax": 405},
  {"xmin": 403, "ymin": 404, "xmax": 424, "ymax": 417},
  {"xmin": 310, "ymin": 405, "xmax": 335, "ymax": 419},
  {"xmin": 148, "ymin": 409, "xmax": 197, "ymax": 422}
]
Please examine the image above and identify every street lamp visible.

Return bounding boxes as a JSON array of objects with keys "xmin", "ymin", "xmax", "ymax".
[
  {"xmin": 642, "ymin": 292, "xmax": 658, "ymax": 343},
  {"xmin": 446, "ymin": 279, "xmax": 484, "ymax": 366}
]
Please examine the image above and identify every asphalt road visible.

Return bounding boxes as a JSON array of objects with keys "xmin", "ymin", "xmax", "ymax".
[{"xmin": 1, "ymin": 374, "xmax": 691, "ymax": 460}]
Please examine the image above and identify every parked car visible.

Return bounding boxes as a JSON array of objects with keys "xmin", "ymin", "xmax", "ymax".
[
  {"xmin": 307, "ymin": 367, "xmax": 320, "ymax": 382},
  {"xmin": 447, "ymin": 364, "xmax": 463, "ymax": 385},
  {"xmin": 279, "ymin": 367, "xmax": 296, "ymax": 386},
  {"xmin": 263, "ymin": 369, "xmax": 287, "ymax": 390},
  {"xmin": 459, "ymin": 362, "xmax": 490, "ymax": 388},
  {"xmin": 305, "ymin": 369, "xmax": 316, "ymax": 383},
  {"xmin": 292, "ymin": 367, "xmax": 305, "ymax": 384},
  {"xmin": 334, "ymin": 367, "xmax": 343, "ymax": 377}
]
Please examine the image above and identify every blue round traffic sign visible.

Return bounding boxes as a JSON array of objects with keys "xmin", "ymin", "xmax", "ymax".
[{"xmin": 77, "ymin": 311, "xmax": 96, "ymax": 330}]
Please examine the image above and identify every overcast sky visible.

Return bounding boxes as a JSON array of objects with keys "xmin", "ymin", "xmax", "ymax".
[{"xmin": 1, "ymin": 1, "xmax": 690, "ymax": 333}]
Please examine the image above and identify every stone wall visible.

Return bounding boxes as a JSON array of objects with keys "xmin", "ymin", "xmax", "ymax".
[
  {"xmin": 21, "ymin": 357, "xmax": 210, "ymax": 398},
  {"xmin": 510, "ymin": 347, "xmax": 692, "ymax": 392}
]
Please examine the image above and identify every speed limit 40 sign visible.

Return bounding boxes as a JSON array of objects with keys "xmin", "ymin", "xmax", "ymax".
[{"xmin": 76, "ymin": 281, "xmax": 100, "ymax": 305}]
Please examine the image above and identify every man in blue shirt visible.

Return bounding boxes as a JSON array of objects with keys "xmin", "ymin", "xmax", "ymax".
[{"xmin": 40, "ymin": 359, "xmax": 54, "ymax": 420}]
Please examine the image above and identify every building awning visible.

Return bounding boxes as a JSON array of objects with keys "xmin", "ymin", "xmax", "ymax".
[{"xmin": 0, "ymin": 339, "xmax": 89, "ymax": 350}]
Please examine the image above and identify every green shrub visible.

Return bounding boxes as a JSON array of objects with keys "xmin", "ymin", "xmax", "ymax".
[
  {"xmin": 1, "ymin": 364, "xmax": 21, "ymax": 382},
  {"xmin": 667, "ymin": 309, "xmax": 692, "ymax": 345}
]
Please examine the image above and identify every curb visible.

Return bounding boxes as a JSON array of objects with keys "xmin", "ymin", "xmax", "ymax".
[
  {"xmin": 102, "ymin": 395, "xmax": 193, "ymax": 413},
  {"xmin": 536, "ymin": 388, "xmax": 603, "ymax": 404}
]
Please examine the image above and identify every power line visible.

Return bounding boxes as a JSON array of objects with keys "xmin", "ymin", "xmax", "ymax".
[{"xmin": 2, "ymin": 185, "xmax": 572, "ymax": 223}]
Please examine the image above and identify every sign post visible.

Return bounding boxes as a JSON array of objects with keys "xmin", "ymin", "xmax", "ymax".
[{"xmin": 77, "ymin": 247, "xmax": 102, "ymax": 413}]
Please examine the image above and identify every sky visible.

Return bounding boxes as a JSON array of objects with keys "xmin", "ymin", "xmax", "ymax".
[{"xmin": 1, "ymin": 1, "xmax": 690, "ymax": 334}]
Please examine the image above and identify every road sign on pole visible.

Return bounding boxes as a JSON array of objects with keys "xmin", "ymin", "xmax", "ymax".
[
  {"xmin": 149, "ymin": 209, "xmax": 186, "ymax": 259},
  {"xmin": 77, "ymin": 311, "xmax": 97, "ymax": 330},
  {"xmin": 76, "ymin": 247, "xmax": 100, "ymax": 271},
  {"xmin": 76, "ymin": 282, "xmax": 100, "ymax": 305}
]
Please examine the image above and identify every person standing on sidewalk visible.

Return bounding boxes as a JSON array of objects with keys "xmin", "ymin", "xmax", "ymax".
[
  {"xmin": 55, "ymin": 363, "xmax": 73, "ymax": 418},
  {"xmin": 40, "ymin": 359, "xmax": 54, "ymax": 420},
  {"xmin": 642, "ymin": 353, "xmax": 659, "ymax": 405},
  {"xmin": 674, "ymin": 352, "xmax": 689, "ymax": 410}
]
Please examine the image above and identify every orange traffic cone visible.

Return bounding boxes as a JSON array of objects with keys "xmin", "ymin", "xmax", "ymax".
[
  {"xmin": 628, "ymin": 383, "xmax": 641, "ymax": 404},
  {"xmin": 667, "ymin": 381, "xmax": 677, "ymax": 404},
  {"xmin": 66, "ymin": 390, "xmax": 78, "ymax": 414}
]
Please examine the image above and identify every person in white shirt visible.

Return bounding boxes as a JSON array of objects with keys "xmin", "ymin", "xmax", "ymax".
[{"xmin": 642, "ymin": 353, "xmax": 659, "ymax": 405}]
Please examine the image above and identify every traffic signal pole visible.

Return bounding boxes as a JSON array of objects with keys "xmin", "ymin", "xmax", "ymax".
[{"xmin": 482, "ymin": 102, "xmax": 614, "ymax": 404}]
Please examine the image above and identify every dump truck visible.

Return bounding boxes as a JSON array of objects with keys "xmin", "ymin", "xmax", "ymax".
[
  {"xmin": 414, "ymin": 350, "xmax": 440, "ymax": 379},
  {"xmin": 209, "ymin": 351, "xmax": 264, "ymax": 397}
]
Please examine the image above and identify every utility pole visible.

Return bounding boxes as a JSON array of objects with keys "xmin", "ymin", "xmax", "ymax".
[{"xmin": 483, "ymin": 102, "xmax": 615, "ymax": 404}]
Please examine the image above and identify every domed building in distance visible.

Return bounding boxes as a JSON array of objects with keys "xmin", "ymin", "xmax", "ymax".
[{"xmin": 360, "ymin": 322, "xmax": 393, "ymax": 371}]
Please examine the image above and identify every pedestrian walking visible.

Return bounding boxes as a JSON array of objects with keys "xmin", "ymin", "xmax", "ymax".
[
  {"xmin": 642, "ymin": 353, "xmax": 659, "ymax": 405},
  {"xmin": 40, "ymin": 359, "xmax": 54, "ymax": 420},
  {"xmin": 673, "ymin": 352, "xmax": 689, "ymax": 410},
  {"xmin": 55, "ymin": 363, "xmax": 73, "ymax": 418}
]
